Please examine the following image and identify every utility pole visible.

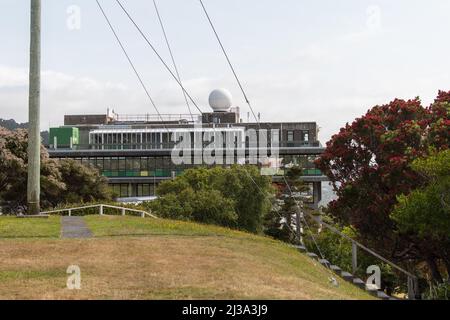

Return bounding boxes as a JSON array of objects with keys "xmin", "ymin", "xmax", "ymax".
[{"xmin": 27, "ymin": 0, "xmax": 41, "ymax": 215}]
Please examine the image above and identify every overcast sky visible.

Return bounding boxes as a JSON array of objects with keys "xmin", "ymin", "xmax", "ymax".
[{"xmin": 1, "ymin": 0, "xmax": 449, "ymax": 143}]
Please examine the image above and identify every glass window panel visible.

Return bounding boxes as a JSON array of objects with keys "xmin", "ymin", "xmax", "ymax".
[
  {"xmin": 120, "ymin": 184, "xmax": 128, "ymax": 197},
  {"xmin": 119, "ymin": 157, "xmax": 126, "ymax": 171},
  {"xmin": 287, "ymin": 131, "xmax": 294, "ymax": 142},
  {"xmin": 142, "ymin": 184, "xmax": 150, "ymax": 196},
  {"xmin": 148, "ymin": 157, "xmax": 155, "ymax": 171},
  {"xmin": 111, "ymin": 157, "xmax": 119, "ymax": 171},
  {"xmin": 104, "ymin": 158, "xmax": 111, "ymax": 170},
  {"xmin": 140, "ymin": 157, "xmax": 148, "ymax": 171},
  {"xmin": 133, "ymin": 158, "xmax": 140, "ymax": 170}
]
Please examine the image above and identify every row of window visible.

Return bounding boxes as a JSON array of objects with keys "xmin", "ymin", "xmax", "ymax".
[
  {"xmin": 110, "ymin": 183, "xmax": 156, "ymax": 198},
  {"xmin": 109, "ymin": 181, "xmax": 316, "ymax": 201},
  {"xmin": 51, "ymin": 155, "xmax": 322, "ymax": 178}
]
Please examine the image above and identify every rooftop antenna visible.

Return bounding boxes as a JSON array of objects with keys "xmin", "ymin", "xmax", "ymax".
[{"xmin": 27, "ymin": 0, "xmax": 41, "ymax": 215}]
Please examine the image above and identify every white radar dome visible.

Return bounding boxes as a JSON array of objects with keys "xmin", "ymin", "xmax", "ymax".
[{"xmin": 209, "ymin": 88, "xmax": 233, "ymax": 112}]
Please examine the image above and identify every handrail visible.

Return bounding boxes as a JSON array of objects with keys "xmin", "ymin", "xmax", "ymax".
[
  {"xmin": 101, "ymin": 204, "xmax": 158, "ymax": 219},
  {"xmin": 311, "ymin": 215, "xmax": 416, "ymax": 279},
  {"xmin": 40, "ymin": 204, "xmax": 101, "ymax": 215},
  {"xmin": 40, "ymin": 204, "xmax": 158, "ymax": 219},
  {"xmin": 305, "ymin": 212, "xmax": 420, "ymax": 299}
]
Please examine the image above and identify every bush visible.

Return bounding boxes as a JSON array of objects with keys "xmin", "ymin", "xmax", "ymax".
[
  {"xmin": 0, "ymin": 127, "xmax": 113, "ymax": 213},
  {"xmin": 145, "ymin": 166, "xmax": 274, "ymax": 232},
  {"xmin": 423, "ymin": 281, "xmax": 450, "ymax": 300}
]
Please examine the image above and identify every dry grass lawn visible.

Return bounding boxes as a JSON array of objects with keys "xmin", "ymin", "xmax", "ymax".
[{"xmin": 0, "ymin": 216, "xmax": 375, "ymax": 300}]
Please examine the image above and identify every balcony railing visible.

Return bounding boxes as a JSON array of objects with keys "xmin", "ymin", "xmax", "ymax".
[{"xmin": 48, "ymin": 140, "xmax": 322, "ymax": 151}]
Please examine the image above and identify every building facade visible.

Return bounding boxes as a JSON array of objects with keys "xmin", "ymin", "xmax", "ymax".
[{"xmin": 47, "ymin": 103, "xmax": 327, "ymax": 207}]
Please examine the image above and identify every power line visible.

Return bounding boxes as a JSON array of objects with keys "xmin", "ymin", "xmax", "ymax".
[
  {"xmin": 152, "ymin": 0, "xmax": 194, "ymax": 123},
  {"xmin": 95, "ymin": 0, "xmax": 167, "ymax": 130},
  {"xmin": 115, "ymin": 0, "xmax": 204, "ymax": 115},
  {"xmin": 198, "ymin": 0, "xmax": 259, "ymax": 126}
]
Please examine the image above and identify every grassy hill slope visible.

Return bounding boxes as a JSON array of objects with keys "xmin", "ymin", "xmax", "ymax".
[{"xmin": 0, "ymin": 216, "xmax": 374, "ymax": 300}]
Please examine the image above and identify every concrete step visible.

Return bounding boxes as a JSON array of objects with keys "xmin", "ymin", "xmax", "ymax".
[
  {"xmin": 365, "ymin": 284, "xmax": 380, "ymax": 297},
  {"xmin": 330, "ymin": 265, "xmax": 342, "ymax": 274},
  {"xmin": 376, "ymin": 291, "xmax": 391, "ymax": 300},
  {"xmin": 318, "ymin": 259, "xmax": 331, "ymax": 268},
  {"xmin": 292, "ymin": 245, "xmax": 307, "ymax": 253},
  {"xmin": 352, "ymin": 278, "xmax": 366, "ymax": 289},
  {"xmin": 388, "ymin": 297, "xmax": 398, "ymax": 301},
  {"xmin": 306, "ymin": 252, "xmax": 319, "ymax": 260},
  {"xmin": 341, "ymin": 271, "xmax": 354, "ymax": 282}
]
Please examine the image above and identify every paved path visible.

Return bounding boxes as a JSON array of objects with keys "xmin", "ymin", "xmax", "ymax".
[{"xmin": 61, "ymin": 216, "xmax": 93, "ymax": 239}]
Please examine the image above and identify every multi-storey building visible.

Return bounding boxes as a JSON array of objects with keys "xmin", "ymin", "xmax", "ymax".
[{"xmin": 47, "ymin": 90, "xmax": 327, "ymax": 208}]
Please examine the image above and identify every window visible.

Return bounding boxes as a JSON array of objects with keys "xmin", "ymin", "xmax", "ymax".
[
  {"xmin": 119, "ymin": 157, "xmax": 126, "ymax": 171},
  {"xmin": 302, "ymin": 130, "xmax": 309, "ymax": 142},
  {"xmin": 142, "ymin": 184, "xmax": 150, "ymax": 196},
  {"xmin": 140, "ymin": 157, "xmax": 148, "ymax": 171},
  {"xmin": 111, "ymin": 157, "xmax": 119, "ymax": 171},
  {"xmin": 287, "ymin": 131, "xmax": 294, "ymax": 142},
  {"xmin": 96, "ymin": 158, "xmax": 104, "ymax": 170},
  {"xmin": 104, "ymin": 158, "xmax": 111, "ymax": 171},
  {"xmin": 120, "ymin": 184, "xmax": 129, "ymax": 197},
  {"xmin": 271, "ymin": 130, "xmax": 280, "ymax": 146},
  {"xmin": 132, "ymin": 158, "xmax": 140, "ymax": 171},
  {"xmin": 148, "ymin": 157, "xmax": 155, "ymax": 171}
]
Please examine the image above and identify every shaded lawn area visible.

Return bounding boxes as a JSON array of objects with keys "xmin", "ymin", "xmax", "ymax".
[{"xmin": 0, "ymin": 216, "xmax": 60, "ymax": 238}]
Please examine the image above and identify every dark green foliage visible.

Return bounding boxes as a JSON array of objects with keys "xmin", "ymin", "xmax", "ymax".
[
  {"xmin": 422, "ymin": 281, "xmax": 450, "ymax": 300},
  {"xmin": 0, "ymin": 127, "xmax": 112, "ymax": 213},
  {"xmin": 56, "ymin": 159, "xmax": 112, "ymax": 205},
  {"xmin": 146, "ymin": 166, "xmax": 274, "ymax": 232},
  {"xmin": 392, "ymin": 150, "xmax": 450, "ymax": 286}
]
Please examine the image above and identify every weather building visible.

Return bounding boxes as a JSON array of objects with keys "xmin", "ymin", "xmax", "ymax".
[{"xmin": 47, "ymin": 89, "xmax": 326, "ymax": 207}]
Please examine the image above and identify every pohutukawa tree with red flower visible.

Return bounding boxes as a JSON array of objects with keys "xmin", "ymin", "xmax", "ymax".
[{"xmin": 316, "ymin": 91, "xmax": 450, "ymax": 282}]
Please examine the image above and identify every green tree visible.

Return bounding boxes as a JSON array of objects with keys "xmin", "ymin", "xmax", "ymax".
[
  {"xmin": 148, "ymin": 166, "xmax": 273, "ymax": 232},
  {"xmin": 0, "ymin": 127, "xmax": 112, "ymax": 213},
  {"xmin": 55, "ymin": 159, "xmax": 112, "ymax": 205},
  {"xmin": 392, "ymin": 150, "xmax": 450, "ymax": 283},
  {"xmin": 0, "ymin": 127, "xmax": 64, "ymax": 212}
]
